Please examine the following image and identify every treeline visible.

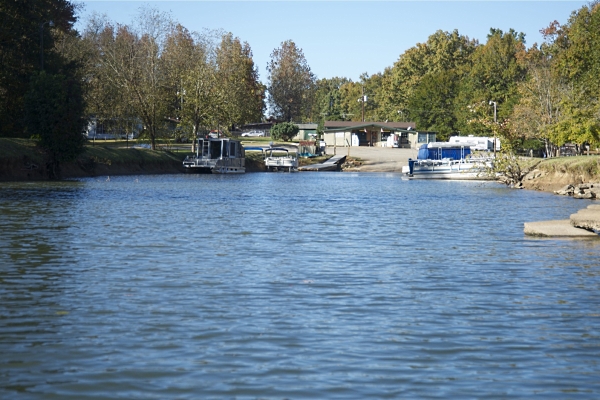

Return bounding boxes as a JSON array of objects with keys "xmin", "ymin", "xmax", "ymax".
[
  {"xmin": 75, "ymin": 9, "xmax": 265, "ymax": 150},
  {"xmin": 312, "ymin": 1, "xmax": 600, "ymax": 155},
  {"xmin": 1, "ymin": 1, "xmax": 598, "ymax": 162}
]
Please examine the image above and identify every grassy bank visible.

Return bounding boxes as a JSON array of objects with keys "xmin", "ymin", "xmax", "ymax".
[
  {"xmin": 0, "ymin": 138, "xmax": 186, "ymax": 181},
  {"xmin": 0, "ymin": 138, "xmax": 301, "ymax": 180},
  {"xmin": 535, "ymin": 156, "xmax": 600, "ymax": 177}
]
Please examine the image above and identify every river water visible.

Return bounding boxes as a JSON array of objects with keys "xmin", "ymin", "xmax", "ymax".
[{"xmin": 1, "ymin": 173, "xmax": 599, "ymax": 399}]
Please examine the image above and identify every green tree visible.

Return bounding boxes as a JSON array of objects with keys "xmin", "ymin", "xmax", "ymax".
[
  {"xmin": 24, "ymin": 71, "xmax": 86, "ymax": 178},
  {"xmin": 360, "ymin": 72, "xmax": 385, "ymax": 121},
  {"xmin": 334, "ymin": 74, "xmax": 383, "ymax": 122},
  {"xmin": 338, "ymin": 80, "xmax": 363, "ymax": 122},
  {"xmin": 270, "ymin": 122, "xmax": 298, "ymax": 142},
  {"xmin": 266, "ymin": 40, "xmax": 315, "ymax": 122},
  {"xmin": 407, "ymin": 69, "xmax": 460, "ymax": 140},
  {"xmin": 549, "ymin": 2, "xmax": 600, "ymax": 96},
  {"xmin": 464, "ymin": 28, "xmax": 527, "ymax": 120},
  {"xmin": 541, "ymin": 2, "xmax": 600, "ymax": 149},
  {"xmin": 452, "ymin": 28, "xmax": 527, "ymax": 140},
  {"xmin": 312, "ymin": 77, "xmax": 351, "ymax": 121},
  {"xmin": 0, "ymin": 0, "xmax": 79, "ymax": 137},
  {"xmin": 379, "ymin": 29, "xmax": 477, "ymax": 122}
]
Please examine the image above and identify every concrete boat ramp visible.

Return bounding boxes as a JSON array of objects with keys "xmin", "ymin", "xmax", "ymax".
[
  {"xmin": 524, "ymin": 204, "xmax": 600, "ymax": 238},
  {"xmin": 298, "ymin": 155, "xmax": 346, "ymax": 171}
]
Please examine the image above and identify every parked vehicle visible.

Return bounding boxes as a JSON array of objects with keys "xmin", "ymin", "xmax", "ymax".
[{"xmin": 241, "ymin": 130, "xmax": 265, "ymax": 137}]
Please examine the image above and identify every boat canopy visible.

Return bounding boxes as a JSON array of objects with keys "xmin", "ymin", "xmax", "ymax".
[
  {"xmin": 266, "ymin": 147, "xmax": 289, "ymax": 153},
  {"xmin": 417, "ymin": 143, "xmax": 471, "ymax": 161}
]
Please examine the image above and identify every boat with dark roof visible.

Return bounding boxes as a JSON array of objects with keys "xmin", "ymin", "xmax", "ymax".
[{"xmin": 183, "ymin": 137, "xmax": 245, "ymax": 174}]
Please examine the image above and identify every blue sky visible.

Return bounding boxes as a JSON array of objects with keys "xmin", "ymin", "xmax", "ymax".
[{"xmin": 76, "ymin": 1, "xmax": 588, "ymax": 83}]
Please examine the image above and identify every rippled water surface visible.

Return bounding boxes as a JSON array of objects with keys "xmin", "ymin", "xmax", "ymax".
[{"xmin": 1, "ymin": 173, "xmax": 599, "ymax": 398}]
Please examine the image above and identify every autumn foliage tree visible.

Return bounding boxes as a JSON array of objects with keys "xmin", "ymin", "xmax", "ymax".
[
  {"xmin": 267, "ymin": 40, "xmax": 315, "ymax": 122},
  {"xmin": 82, "ymin": 8, "xmax": 265, "ymax": 149},
  {"xmin": 216, "ymin": 33, "xmax": 265, "ymax": 130},
  {"xmin": 541, "ymin": 2, "xmax": 600, "ymax": 150}
]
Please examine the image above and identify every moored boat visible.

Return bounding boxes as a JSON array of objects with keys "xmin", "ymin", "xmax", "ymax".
[
  {"xmin": 183, "ymin": 137, "xmax": 245, "ymax": 174},
  {"xmin": 402, "ymin": 143, "xmax": 494, "ymax": 180},
  {"xmin": 264, "ymin": 147, "xmax": 298, "ymax": 172}
]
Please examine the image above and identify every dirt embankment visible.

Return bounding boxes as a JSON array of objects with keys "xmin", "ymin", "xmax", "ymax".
[
  {"xmin": 519, "ymin": 157, "xmax": 600, "ymax": 194},
  {"xmin": 521, "ymin": 170, "xmax": 595, "ymax": 192},
  {"xmin": 1, "ymin": 155, "xmax": 47, "ymax": 181}
]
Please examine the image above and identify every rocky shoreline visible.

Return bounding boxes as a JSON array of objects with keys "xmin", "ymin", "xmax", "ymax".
[
  {"xmin": 553, "ymin": 182, "xmax": 600, "ymax": 199},
  {"xmin": 520, "ymin": 171, "xmax": 600, "ymax": 238}
]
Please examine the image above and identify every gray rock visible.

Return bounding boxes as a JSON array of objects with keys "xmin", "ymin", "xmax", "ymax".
[
  {"xmin": 554, "ymin": 184, "xmax": 574, "ymax": 196},
  {"xmin": 574, "ymin": 192, "xmax": 594, "ymax": 199}
]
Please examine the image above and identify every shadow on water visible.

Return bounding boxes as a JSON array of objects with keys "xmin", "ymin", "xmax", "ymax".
[{"xmin": 0, "ymin": 181, "xmax": 88, "ymax": 393}]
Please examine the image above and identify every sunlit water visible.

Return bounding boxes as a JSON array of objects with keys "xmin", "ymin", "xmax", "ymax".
[{"xmin": 1, "ymin": 173, "xmax": 599, "ymax": 398}]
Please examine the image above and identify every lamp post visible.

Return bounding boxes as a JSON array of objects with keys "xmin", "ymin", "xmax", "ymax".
[
  {"xmin": 489, "ymin": 100, "xmax": 497, "ymax": 157},
  {"xmin": 40, "ymin": 20, "xmax": 54, "ymax": 70}
]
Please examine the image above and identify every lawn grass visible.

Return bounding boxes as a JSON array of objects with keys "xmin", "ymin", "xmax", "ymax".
[
  {"xmin": 0, "ymin": 138, "xmax": 45, "ymax": 159},
  {"xmin": 84, "ymin": 145, "xmax": 182, "ymax": 164},
  {"xmin": 0, "ymin": 137, "xmax": 183, "ymax": 165},
  {"xmin": 536, "ymin": 155, "xmax": 600, "ymax": 176}
]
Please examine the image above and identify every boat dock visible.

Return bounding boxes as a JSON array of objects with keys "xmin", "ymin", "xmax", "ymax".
[{"xmin": 298, "ymin": 155, "xmax": 346, "ymax": 171}]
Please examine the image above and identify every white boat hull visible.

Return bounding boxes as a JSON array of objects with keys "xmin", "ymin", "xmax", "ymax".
[
  {"xmin": 183, "ymin": 158, "xmax": 245, "ymax": 174},
  {"xmin": 402, "ymin": 158, "xmax": 493, "ymax": 180},
  {"xmin": 264, "ymin": 147, "xmax": 298, "ymax": 172}
]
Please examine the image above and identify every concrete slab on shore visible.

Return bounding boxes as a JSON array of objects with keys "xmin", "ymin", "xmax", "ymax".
[
  {"xmin": 570, "ymin": 207, "xmax": 600, "ymax": 231},
  {"xmin": 524, "ymin": 220, "xmax": 598, "ymax": 237},
  {"xmin": 298, "ymin": 155, "xmax": 346, "ymax": 171}
]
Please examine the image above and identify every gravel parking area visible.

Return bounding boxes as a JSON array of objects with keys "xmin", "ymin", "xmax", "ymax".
[{"xmin": 327, "ymin": 146, "xmax": 418, "ymax": 172}]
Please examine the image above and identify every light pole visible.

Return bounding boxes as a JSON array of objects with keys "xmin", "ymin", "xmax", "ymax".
[
  {"xmin": 40, "ymin": 20, "xmax": 54, "ymax": 70},
  {"xmin": 358, "ymin": 85, "xmax": 367, "ymax": 122},
  {"xmin": 489, "ymin": 100, "xmax": 497, "ymax": 157}
]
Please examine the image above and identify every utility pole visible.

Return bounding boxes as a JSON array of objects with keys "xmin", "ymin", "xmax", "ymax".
[
  {"xmin": 361, "ymin": 86, "xmax": 366, "ymax": 122},
  {"xmin": 489, "ymin": 101, "xmax": 497, "ymax": 157}
]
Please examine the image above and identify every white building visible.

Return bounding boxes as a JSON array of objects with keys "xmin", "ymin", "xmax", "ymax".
[{"xmin": 448, "ymin": 135, "xmax": 501, "ymax": 151}]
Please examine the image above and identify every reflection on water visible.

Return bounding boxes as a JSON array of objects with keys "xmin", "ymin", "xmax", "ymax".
[{"xmin": 1, "ymin": 174, "xmax": 599, "ymax": 398}]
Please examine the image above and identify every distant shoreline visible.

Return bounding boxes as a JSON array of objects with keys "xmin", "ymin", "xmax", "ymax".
[{"xmin": 2, "ymin": 138, "xmax": 599, "ymax": 197}]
